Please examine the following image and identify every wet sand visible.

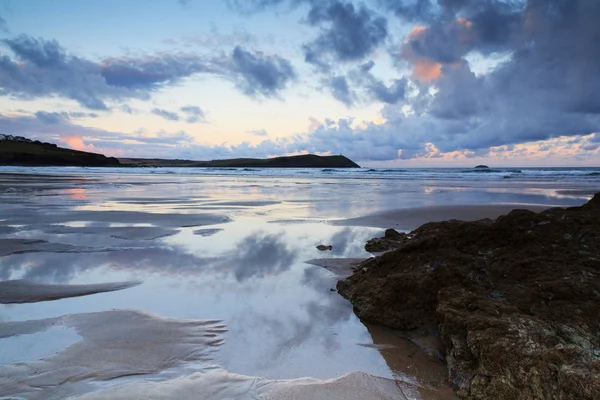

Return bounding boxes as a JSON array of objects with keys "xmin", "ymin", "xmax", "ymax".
[
  {"xmin": 304, "ymin": 258, "xmax": 367, "ymax": 278},
  {"xmin": 334, "ymin": 203, "xmax": 553, "ymax": 229},
  {"xmin": 0, "ymin": 280, "xmax": 141, "ymax": 303},
  {"xmin": 1, "ymin": 170, "xmax": 594, "ymax": 399}
]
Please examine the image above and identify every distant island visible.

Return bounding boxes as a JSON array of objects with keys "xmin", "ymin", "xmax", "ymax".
[{"xmin": 0, "ymin": 135, "xmax": 360, "ymax": 168}]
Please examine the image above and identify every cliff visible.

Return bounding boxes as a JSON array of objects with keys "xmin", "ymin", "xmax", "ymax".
[
  {"xmin": 0, "ymin": 136, "xmax": 121, "ymax": 167},
  {"xmin": 0, "ymin": 135, "xmax": 360, "ymax": 168},
  {"xmin": 118, "ymin": 154, "xmax": 360, "ymax": 168}
]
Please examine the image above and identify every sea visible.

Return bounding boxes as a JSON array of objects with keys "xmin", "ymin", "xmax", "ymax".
[{"xmin": 2, "ymin": 165, "xmax": 600, "ymax": 181}]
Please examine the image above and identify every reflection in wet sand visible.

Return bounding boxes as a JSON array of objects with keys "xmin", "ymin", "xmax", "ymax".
[
  {"xmin": 0, "ymin": 279, "xmax": 141, "ymax": 304},
  {"xmin": 0, "ymin": 310, "xmax": 226, "ymax": 400},
  {"xmin": 2, "ymin": 170, "xmax": 591, "ymax": 398},
  {"xmin": 365, "ymin": 323, "xmax": 458, "ymax": 400}
]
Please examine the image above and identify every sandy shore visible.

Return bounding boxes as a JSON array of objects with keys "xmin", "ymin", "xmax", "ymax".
[
  {"xmin": 334, "ymin": 203, "xmax": 553, "ymax": 229},
  {"xmin": 0, "ymin": 280, "xmax": 141, "ymax": 303},
  {"xmin": 304, "ymin": 258, "xmax": 367, "ymax": 278}
]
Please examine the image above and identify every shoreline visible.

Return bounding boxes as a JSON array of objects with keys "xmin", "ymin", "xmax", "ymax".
[{"xmin": 333, "ymin": 203, "xmax": 554, "ymax": 229}]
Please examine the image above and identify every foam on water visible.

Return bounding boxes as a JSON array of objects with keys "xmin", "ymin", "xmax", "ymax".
[{"xmin": 2, "ymin": 165, "xmax": 600, "ymax": 182}]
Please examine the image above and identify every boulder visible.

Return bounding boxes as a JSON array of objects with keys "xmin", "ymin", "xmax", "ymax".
[
  {"xmin": 338, "ymin": 195, "xmax": 600, "ymax": 399},
  {"xmin": 364, "ymin": 229, "xmax": 408, "ymax": 252}
]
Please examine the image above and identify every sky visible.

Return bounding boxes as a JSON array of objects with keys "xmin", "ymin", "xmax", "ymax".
[{"xmin": 0, "ymin": 0, "xmax": 599, "ymax": 166}]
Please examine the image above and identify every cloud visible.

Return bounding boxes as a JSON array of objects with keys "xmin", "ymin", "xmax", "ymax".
[
  {"xmin": 0, "ymin": 35, "xmax": 297, "ymax": 110},
  {"xmin": 304, "ymin": 1, "xmax": 388, "ymax": 69},
  {"xmin": 248, "ymin": 129, "xmax": 268, "ymax": 136},
  {"xmin": 150, "ymin": 106, "xmax": 206, "ymax": 123},
  {"xmin": 322, "ymin": 61, "xmax": 407, "ymax": 107},
  {"xmin": 180, "ymin": 105, "xmax": 207, "ymax": 123},
  {"xmin": 100, "ymin": 53, "xmax": 217, "ymax": 90},
  {"xmin": 34, "ymin": 111, "xmax": 98, "ymax": 124},
  {"xmin": 230, "ymin": 46, "xmax": 297, "ymax": 98},
  {"xmin": 0, "ymin": 113, "xmax": 195, "ymax": 157},
  {"xmin": 151, "ymin": 108, "xmax": 180, "ymax": 121},
  {"xmin": 327, "ymin": 76, "xmax": 354, "ymax": 106},
  {"xmin": 1, "ymin": 35, "xmax": 140, "ymax": 110}
]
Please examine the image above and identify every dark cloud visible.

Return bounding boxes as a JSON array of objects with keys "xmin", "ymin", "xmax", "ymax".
[
  {"xmin": 379, "ymin": 0, "xmax": 435, "ymax": 21},
  {"xmin": 180, "ymin": 105, "xmax": 207, "ymax": 123},
  {"xmin": 322, "ymin": 61, "xmax": 407, "ymax": 107},
  {"xmin": 0, "ymin": 35, "xmax": 296, "ymax": 110},
  {"xmin": 231, "ymin": 46, "xmax": 296, "ymax": 98},
  {"xmin": 34, "ymin": 111, "xmax": 98, "ymax": 124},
  {"xmin": 304, "ymin": 1, "xmax": 388, "ymax": 68},
  {"xmin": 369, "ymin": 78, "xmax": 407, "ymax": 104},
  {"xmin": 151, "ymin": 108, "xmax": 180, "ymax": 121},
  {"xmin": 100, "ymin": 53, "xmax": 216, "ymax": 90},
  {"xmin": 0, "ymin": 35, "xmax": 206, "ymax": 110},
  {"xmin": 327, "ymin": 76, "xmax": 354, "ymax": 106},
  {"xmin": 147, "ymin": 106, "xmax": 205, "ymax": 124},
  {"xmin": 34, "ymin": 111, "xmax": 69, "ymax": 124}
]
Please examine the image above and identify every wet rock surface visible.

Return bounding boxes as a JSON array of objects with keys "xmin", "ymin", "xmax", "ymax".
[
  {"xmin": 365, "ymin": 228, "xmax": 409, "ymax": 252},
  {"xmin": 338, "ymin": 194, "xmax": 600, "ymax": 400}
]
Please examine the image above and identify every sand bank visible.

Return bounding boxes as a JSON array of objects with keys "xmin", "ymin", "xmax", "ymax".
[
  {"xmin": 0, "ymin": 279, "xmax": 141, "ymax": 303},
  {"xmin": 334, "ymin": 203, "xmax": 552, "ymax": 229},
  {"xmin": 0, "ymin": 310, "xmax": 226, "ymax": 399},
  {"xmin": 0, "ymin": 209, "xmax": 230, "ymax": 228},
  {"xmin": 0, "ymin": 238, "xmax": 108, "ymax": 257},
  {"xmin": 41, "ymin": 225, "xmax": 178, "ymax": 240},
  {"xmin": 0, "ymin": 308, "xmax": 453, "ymax": 400},
  {"xmin": 70, "ymin": 370, "xmax": 424, "ymax": 400},
  {"xmin": 304, "ymin": 258, "xmax": 367, "ymax": 278}
]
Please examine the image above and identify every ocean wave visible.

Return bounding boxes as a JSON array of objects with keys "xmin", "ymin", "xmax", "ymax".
[
  {"xmin": 460, "ymin": 169, "xmax": 505, "ymax": 173},
  {"xmin": 366, "ymin": 169, "xmax": 407, "ymax": 173}
]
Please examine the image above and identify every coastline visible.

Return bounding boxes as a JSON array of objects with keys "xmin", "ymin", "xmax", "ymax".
[{"xmin": 334, "ymin": 203, "xmax": 553, "ymax": 229}]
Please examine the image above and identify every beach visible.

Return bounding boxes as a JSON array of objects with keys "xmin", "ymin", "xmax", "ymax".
[{"xmin": 0, "ymin": 167, "xmax": 598, "ymax": 399}]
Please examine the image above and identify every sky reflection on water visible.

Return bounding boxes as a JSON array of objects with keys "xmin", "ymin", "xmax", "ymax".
[{"xmin": 0, "ymin": 170, "xmax": 595, "ymax": 392}]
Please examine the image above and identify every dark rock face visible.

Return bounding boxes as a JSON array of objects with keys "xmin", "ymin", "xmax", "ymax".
[
  {"xmin": 364, "ymin": 228, "xmax": 409, "ymax": 252},
  {"xmin": 0, "ymin": 139, "xmax": 121, "ymax": 167},
  {"xmin": 338, "ymin": 194, "xmax": 600, "ymax": 400},
  {"xmin": 119, "ymin": 154, "xmax": 361, "ymax": 168}
]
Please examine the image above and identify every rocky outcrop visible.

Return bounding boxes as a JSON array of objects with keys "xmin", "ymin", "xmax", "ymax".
[
  {"xmin": 365, "ymin": 228, "xmax": 408, "ymax": 252},
  {"xmin": 0, "ymin": 138, "xmax": 120, "ymax": 166},
  {"xmin": 119, "ymin": 154, "xmax": 360, "ymax": 168},
  {"xmin": 338, "ymin": 194, "xmax": 600, "ymax": 399}
]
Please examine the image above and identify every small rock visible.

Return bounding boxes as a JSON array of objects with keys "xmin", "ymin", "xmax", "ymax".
[{"xmin": 316, "ymin": 245, "xmax": 333, "ymax": 251}]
